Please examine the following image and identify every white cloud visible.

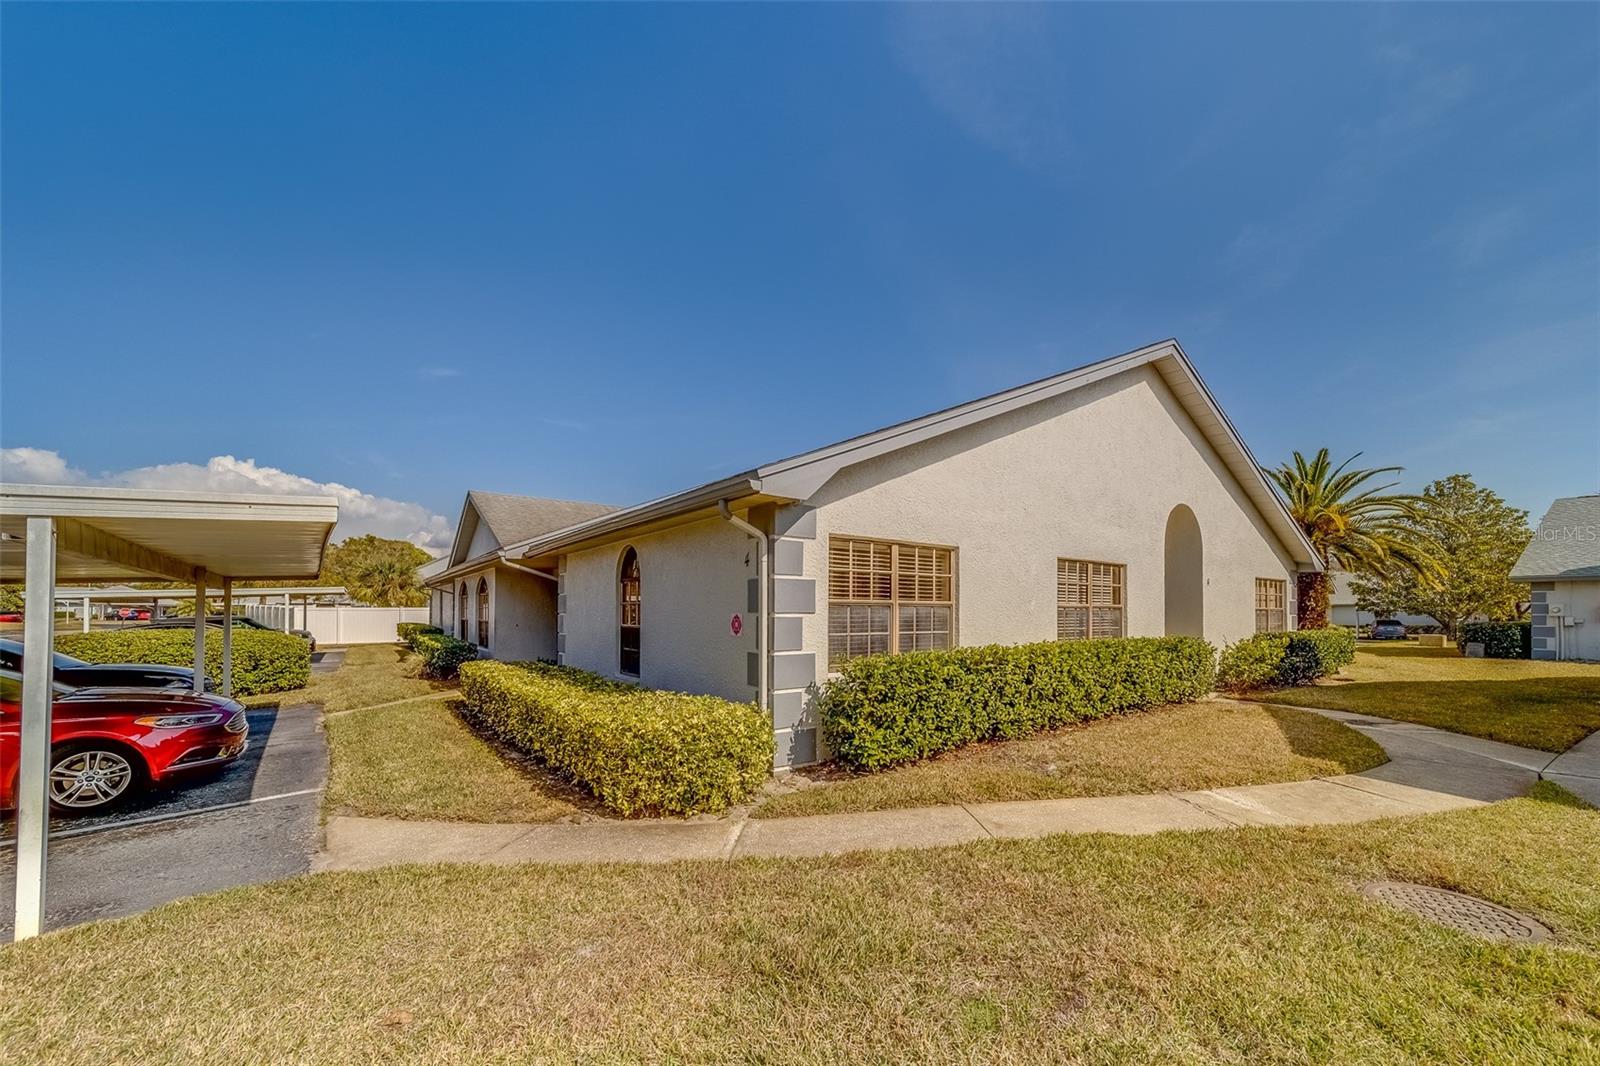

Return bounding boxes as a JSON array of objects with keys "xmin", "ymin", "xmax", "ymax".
[
  {"xmin": 1222, "ymin": 42, "xmax": 1475, "ymax": 290},
  {"xmin": 889, "ymin": 5, "xmax": 1071, "ymax": 174},
  {"xmin": 0, "ymin": 448, "xmax": 453, "ymax": 555},
  {"xmin": 1439, "ymin": 204, "xmax": 1526, "ymax": 268}
]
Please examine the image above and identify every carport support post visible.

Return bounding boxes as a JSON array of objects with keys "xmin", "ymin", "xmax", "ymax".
[
  {"xmin": 221, "ymin": 578, "xmax": 233, "ymax": 698},
  {"xmin": 15, "ymin": 515, "xmax": 57, "ymax": 941},
  {"xmin": 193, "ymin": 571, "xmax": 207, "ymax": 694},
  {"xmin": 81, "ymin": 595, "xmax": 90, "ymax": 633},
  {"xmin": 282, "ymin": 592, "xmax": 291, "ymax": 633}
]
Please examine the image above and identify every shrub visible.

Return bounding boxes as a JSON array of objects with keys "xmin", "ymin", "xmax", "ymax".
[
  {"xmin": 458, "ymin": 661, "xmax": 772, "ymax": 816},
  {"xmin": 396, "ymin": 622, "xmax": 441, "ymax": 643},
  {"xmin": 1459, "ymin": 620, "xmax": 1531, "ymax": 659},
  {"xmin": 1293, "ymin": 626, "xmax": 1356, "ymax": 676},
  {"xmin": 404, "ymin": 627, "xmax": 477, "ymax": 679},
  {"xmin": 1216, "ymin": 634, "xmax": 1290, "ymax": 691},
  {"xmin": 54, "ymin": 628, "xmax": 310, "ymax": 695},
  {"xmin": 1217, "ymin": 627, "xmax": 1356, "ymax": 692},
  {"xmin": 820, "ymin": 636, "xmax": 1217, "ymax": 771}
]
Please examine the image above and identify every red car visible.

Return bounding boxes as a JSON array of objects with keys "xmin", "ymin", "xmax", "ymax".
[{"xmin": 0, "ymin": 668, "xmax": 249, "ymax": 813}]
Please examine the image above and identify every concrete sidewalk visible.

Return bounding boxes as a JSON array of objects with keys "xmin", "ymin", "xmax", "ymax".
[
  {"xmin": 317, "ymin": 707, "xmax": 1577, "ymax": 873},
  {"xmin": 1543, "ymin": 728, "xmax": 1600, "ymax": 807}
]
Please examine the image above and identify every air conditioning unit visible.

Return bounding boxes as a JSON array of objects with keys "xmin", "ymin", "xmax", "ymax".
[{"xmin": 1547, "ymin": 603, "xmax": 1565, "ymax": 616}]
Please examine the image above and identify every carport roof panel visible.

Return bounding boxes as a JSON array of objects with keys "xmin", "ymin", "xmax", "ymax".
[{"xmin": 0, "ymin": 483, "xmax": 339, "ymax": 582}]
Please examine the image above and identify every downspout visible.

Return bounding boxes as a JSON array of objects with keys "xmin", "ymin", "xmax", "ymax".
[{"xmin": 718, "ymin": 500, "xmax": 768, "ymax": 713}]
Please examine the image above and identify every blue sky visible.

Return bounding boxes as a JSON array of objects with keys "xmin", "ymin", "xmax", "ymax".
[{"xmin": 3, "ymin": 3, "xmax": 1596, "ymax": 550}]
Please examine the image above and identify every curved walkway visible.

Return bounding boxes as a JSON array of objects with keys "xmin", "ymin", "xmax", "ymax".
[{"xmin": 316, "ymin": 707, "xmax": 1577, "ymax": 873}]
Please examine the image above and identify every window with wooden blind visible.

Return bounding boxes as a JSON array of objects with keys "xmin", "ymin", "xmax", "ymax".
[
  {"xmin": 1255, "ymin": 578, "xmax": 1287, "ymax": 633},
  {"xmin": 458, "ymin": 582, "xmax": 469, "ymax": 642},
  {"xmin": 828, "ymin": 536, "xmax": 954, "ymax": 667},
  {"xmin": 1057, "ymin": 559, "xmax": 1125, "ymax": 640}
]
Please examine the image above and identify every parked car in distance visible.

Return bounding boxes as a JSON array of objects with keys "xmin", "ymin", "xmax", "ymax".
[
  {"xmin": 1369, "ymin": 619, "xmax": 1408, "ymax": 640},
  {"xmin": 0, "ymin": 612, "xmax": 22, "ymax": 623},
  {"xmin": 0, "ymin": 668, "xmax": 249, "ymax": 813},
  {"xmin": 0, "ymin": 639, "xmax": 210, "ymax": 691},
  {"xmin": 132, "ymin": 615, "xmax": 317, "ymax": 653},
  {"xmin": 111, "ymin": 608, "xmax": 152, "ymax": 621}
]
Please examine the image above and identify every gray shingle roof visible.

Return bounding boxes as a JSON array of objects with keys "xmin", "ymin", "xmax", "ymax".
[
  {"xmin": 465, "ymin": 490, "xmax": 617, "ymax": 550},
  {"xmin": 1511, "ymin": 495, "xmax": 1600, "ymax": 582}
]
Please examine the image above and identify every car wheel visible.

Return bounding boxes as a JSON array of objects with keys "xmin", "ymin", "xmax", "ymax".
[{"xmin": 48, "ymin": 742, "xmax": 146, "ymax": 814}]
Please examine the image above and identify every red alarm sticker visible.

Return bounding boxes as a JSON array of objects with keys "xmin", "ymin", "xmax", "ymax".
[{"xmin": 730, "ymin": 613, "xmax": 743, "ymax": 637}]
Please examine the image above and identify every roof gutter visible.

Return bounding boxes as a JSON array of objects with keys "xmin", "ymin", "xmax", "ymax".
[{"xmin": 516, "ymin": 474, "xmax": 765, "ymax": 561}]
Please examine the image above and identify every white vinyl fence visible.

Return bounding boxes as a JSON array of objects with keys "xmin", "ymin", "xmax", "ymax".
[{"xmin": 242, "ymin": 604, "xmax": 429, "ymax": 645}]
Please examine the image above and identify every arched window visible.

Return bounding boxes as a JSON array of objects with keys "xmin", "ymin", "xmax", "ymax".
[
  {"xmin": 619, "ymin": 547, "xmax": 640, "ymax": 676},
  {"xmin": 477, "ymin": 577, "xmax": 490, "ymax": 649},
  {"xmin": 458, "ymin": 583, "xmax": 469, "ymax": 641}
]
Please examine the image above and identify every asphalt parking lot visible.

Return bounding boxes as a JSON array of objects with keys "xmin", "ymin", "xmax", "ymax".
[{"xmin": 0, "ymin": 701, "xmax": 328, "ymax": 936}]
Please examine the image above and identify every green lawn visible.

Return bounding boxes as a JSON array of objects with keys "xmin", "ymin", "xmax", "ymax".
[
  {"xmin": 245, "ymin": 643, "xmax": 586, "ymax": 823},
  {"xmin": 1259, "ymin": 642, "xmax": 1600, "ymax": 753},
  {"xmin": 1, "ymin": 784, "xmax": 1594, "ymax": 1063},
  {"xmin": 325, "ymin": 696, "xmax": 587, "ymax": 823},
  {"xmin": 755, "ymin": 701, "xmax": 1386, "ymax": 820},
  {"xmin": 240, "ymin": 643, "xmax": 451, "ymax": 713}
]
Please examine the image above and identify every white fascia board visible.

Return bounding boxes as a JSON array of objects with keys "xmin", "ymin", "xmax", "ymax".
[
  {"xmin": 496, "ymin": 337, "xmax": 1318, "ymax": 570},
  {"xmin": 0, "ymin": 483, "xmax": 338, "ymax": 524},
  {"xmin": 513, "ymin": 475, "xmax": 764, "ymax": 561},
  {"xmin": 445, "ymin": 496, "xmax": 480, "ymax": 568},
  {"xmin": 756, "ymin": 343, "xmax": 1167, "ymax": 500}
]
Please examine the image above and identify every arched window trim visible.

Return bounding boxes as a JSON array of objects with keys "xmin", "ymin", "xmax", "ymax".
[
  {"xmin": 458, "ymin": 582, "xmax": 469, "ymax": 641},
  {"xmin": 476, "ymin": 577, "xmax": 490, "ymax": 649},
  {"xmin": 619, "ymin": 547, "xmax": 640, "ymax": 677}
]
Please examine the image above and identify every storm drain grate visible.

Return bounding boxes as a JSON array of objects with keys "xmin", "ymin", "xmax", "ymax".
[{"xmin": 1360, "ymin": 881, "xmax": 1553, "ymax": 944}]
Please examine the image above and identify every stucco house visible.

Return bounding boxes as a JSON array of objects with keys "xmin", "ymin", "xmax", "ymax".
[
  {"xmin": 1511, "ymin": 494, "xmax": 1600, "ymax": 661},
  {"xmin": 426, "ymin": 339, "xmax": 1320, "ymax": 767},
  {"xmin": 424, "ymin": 491, "xmax": 616, "ymax": 661}
]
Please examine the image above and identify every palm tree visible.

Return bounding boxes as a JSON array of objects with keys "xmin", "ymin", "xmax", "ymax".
[
  {"xmin": 1265, "ymin": 449, "xmax": 1441, "ymax": 628},
  {"xmin": 350, "ymin": 559, "xmax": 427, "ymax": 608}
]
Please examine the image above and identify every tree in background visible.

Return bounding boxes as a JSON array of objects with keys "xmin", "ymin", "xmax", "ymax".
[
  {"xmin": 323, "ymin": 535, "xmax": 432, "ymax": 607},
  {"xmin": 0, "ymin": 585, "xmax": 22, "ymax": 612},
  {"xmin": 1349, "ymin": 474, "xmax": 1530, "ymax": 639},
  {"xmin": 1266, "ymin": 449, "xmax": 1441, "ymax": 628}
]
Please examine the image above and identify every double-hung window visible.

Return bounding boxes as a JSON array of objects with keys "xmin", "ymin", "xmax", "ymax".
[
  {"xmin": 1255, "ymin": 578, "xmax": 1287, "ymax": 633},
  {"xmin": 827, "ymin": 537, "xmax": 954, "ymax": 668},
  {"xmin": 1057, "ymin": 559, "xmax": 1125, "ymax": 640}
]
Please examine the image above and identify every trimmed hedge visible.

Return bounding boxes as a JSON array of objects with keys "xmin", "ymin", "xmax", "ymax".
[
  {"xmin": 820, "ymin": 636, "xmax": 1217, "ymax": 771},
  {"xmin": 396, "ymin": 622, "xmax": 440, "ymax": 643},
  {"xmin": 1459, "ymin": 620, "xmax": 1532, "ymax": 660},
  {"xmin": 54, "ymin": 628, "xmax": 310, "ymax": 695},
  {"xmin": 1217, "ymin": 627, "xmax": 1356, "ymax": 691},
  {"xmin": 458, "ymin": 661, "xmax": 772, "ymax": 816},
  {"xmin": 400, "ymin": 626, "xmax": 477, "ymax": 679}
]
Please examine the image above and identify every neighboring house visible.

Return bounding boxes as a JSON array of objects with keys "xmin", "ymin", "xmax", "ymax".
[
  {"xmin": 1327, "ymin": 570, "xmax": 1439, "ymax": 629},
  {"xmin": 1511, "ymin": 495, "xmax": 1600, "ymax": 661},
  {"xmin": 425, "ymin": 339, "xmax": 1321, "ymax": 767},
  {"xmin": 425, "ymin": 491, "xmax": 617, "ymax": 661}
]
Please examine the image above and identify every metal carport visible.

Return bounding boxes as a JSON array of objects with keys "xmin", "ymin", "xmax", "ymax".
[{"xmin": 0, "ymin": 483, "xmax": 338, "ymax": 940}]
